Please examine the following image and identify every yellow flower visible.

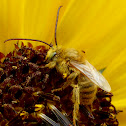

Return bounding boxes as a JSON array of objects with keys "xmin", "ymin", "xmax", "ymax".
[{"xmin": 0, "ymin": 0, "xmax": 126, "ymax": 125}]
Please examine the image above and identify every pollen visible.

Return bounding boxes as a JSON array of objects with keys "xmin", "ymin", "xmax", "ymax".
[
  {"xmin": 20, "ymin": 111, "xmax": 29, "ymax": 120},
  {"xmin": 35, "ymin": 104, "xmax": 45, "ymax": 112},
  {"xmin": 63, "ymin": 73, "xmax": 67, "ymax": 78}
]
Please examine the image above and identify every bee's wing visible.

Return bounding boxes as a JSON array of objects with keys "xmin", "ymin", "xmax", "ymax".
[
  {"xmin": 38, "ymin": 113, "xmax": 60, "ymax": 126},
  {"xmin": 48, "ymin": 104, "xmax": 73, "ymax": 126},
  {"xmin": 70, "ymin": 60, "xmax": 111, "ymax": 92}
]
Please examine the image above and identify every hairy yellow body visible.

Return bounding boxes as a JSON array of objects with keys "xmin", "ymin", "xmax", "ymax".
[{"xmin": 46, "ymin": 46, "xmax": 98, "ymax": 126}]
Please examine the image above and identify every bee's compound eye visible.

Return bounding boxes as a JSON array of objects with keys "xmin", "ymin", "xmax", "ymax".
[
  {"xmin": 47, "ymin": 52, "xmax": 57, "ymax": 62},
  {"xmin": 52, "ymin": 52, "xmax": 56, "ymax": 57}
]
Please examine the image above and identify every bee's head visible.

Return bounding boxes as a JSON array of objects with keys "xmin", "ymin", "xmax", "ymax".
[
  {"xmin": 45, "ymin": 46, "xmax": 64, "ymax": 62},
  {"xmin": 45, "ymin": 46, "xmax": 57, "ymax": 62}
]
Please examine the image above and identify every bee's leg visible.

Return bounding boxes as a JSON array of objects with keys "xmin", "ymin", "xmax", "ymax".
[
  {"xmin": 90, "ymin": 104, "xmax": 93, "ymax": 112},
  {"xmin": 72, "ymin": 84, "xmax": 80, "ymax": 126},
  {"xmin": 51, "ymin": 81, "xmax": 71, "ymax": 93},
  {"xmin": 33, "ymin": 91, "xmax": 60, "ymax": 101},
  {"xmin": 45, "ymin": 61, "xmax": 56, "ymax": 69},
  {"xmin": 52, "ymin": 71, "xmax": 79, "ymax": 93}
]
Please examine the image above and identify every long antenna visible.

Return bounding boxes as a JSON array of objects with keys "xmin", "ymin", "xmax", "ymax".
[
  {"xmin": 55, "ymin": 6, "xmax": 62, "ymax": 46},
  {"xmin": 4, "ymin": 38, "xmax": 52, "ymax": 47}
]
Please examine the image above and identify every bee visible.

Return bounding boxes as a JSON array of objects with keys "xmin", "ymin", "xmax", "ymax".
[
  {"xmin": 45, "ymin": 45, "xmax": 111, "ymax": 126},
  {"xmin": 5, "ymin": 6, "xmax": 111, "ymax": 126}
]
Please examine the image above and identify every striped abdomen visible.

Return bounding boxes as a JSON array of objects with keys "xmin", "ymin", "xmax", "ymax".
[{"xmin": 78, "ymin": 74, "xmax": 97, "ymax": 105}]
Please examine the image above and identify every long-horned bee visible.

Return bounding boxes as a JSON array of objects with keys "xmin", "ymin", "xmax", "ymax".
[
  {"xmin": 5, "ymin": 6, "xmax": 111, "ymax": 126},
  {"xmin": 45, "ymin": 45, "xmax": 111, "ymax": 125}
]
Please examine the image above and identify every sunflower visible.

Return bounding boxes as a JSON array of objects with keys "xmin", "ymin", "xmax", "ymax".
[{"xmin": 0, "ymin": 0, "xmax": 125, "ymax": 126}]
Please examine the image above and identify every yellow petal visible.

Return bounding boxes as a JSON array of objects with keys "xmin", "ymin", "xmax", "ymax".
[
  {"xmin": 103, "ymin": 49, "xmax": 126, "ymax": 126},
  {"xmin": 103, "ymin": 49, "xmax": 126, "ymax": 100},
  {"xmin": 112, "ymin": 99, "xmax": 126, "ymax": 126},
  {"xmin": 57, "ymin": 0, "xmax": 126, "ymax": 70},
  {"xmin": 0, "ymin": 0, "xmax": 69, "ymax": 54}
]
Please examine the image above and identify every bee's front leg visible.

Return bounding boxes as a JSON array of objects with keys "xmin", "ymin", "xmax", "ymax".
[
  {"xmin": 51, "ymin": 71, "xmax": 79, "ymax": 93},
  {"xmin": 45, "ymin": 61, "xmax": 56, "ymax": 69}
]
